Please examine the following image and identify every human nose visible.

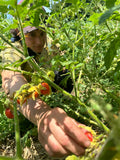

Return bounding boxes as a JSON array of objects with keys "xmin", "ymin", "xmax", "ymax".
[{"xmin": 35, "ymin": 36, "xmax": 43, "ymax": 45}]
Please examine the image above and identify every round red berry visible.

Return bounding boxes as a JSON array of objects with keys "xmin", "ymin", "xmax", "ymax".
[{"xmin": 5, "ymin": 108, "xmax": 14, "ymax": 119}]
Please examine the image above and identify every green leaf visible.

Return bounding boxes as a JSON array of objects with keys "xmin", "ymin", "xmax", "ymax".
[
  {"xmin": 10, "ymin": 56, "xmax": 33, "ymax": 68},
  {"xmin": 0, "ymin": 0, "xmax": 17, "ymax": 7},
  {"xmin": 65, "ymin": 0, "xmax": 79, "ymax": 5},
  {"xmin": 106, "ymin": 0, "xmax": 116, "ymax": 9},
  {"xmin": 104, "ymin": 37, "xmax": 120, "ymax": 69},
  {"xmin": 89, "ymin": 13, "xmax": 103, "ymax": 25},
  {"xmin": 114, "ymin": 61, "xmax": 120, "ymax": 73},
  {"xmin": 99, "ymin": 5, "xmax": 120, "ymax": 24},
  {"xmin": 60, "ymin": 60, "xmax": 78, "ymax": 66},
  {"xmin": 66, "ymin": 155, "xmax": 79, "ymax": 160},
  {"xmin": 0, "ymin": 6, "xmax": 9, "ymax": 13},
  {"xmin": 20, "ymin": 0, "xmax": 30, "ymax": 7},
  {"xmin": 0, "ymin": 103, "xmax": 4, "ymax": 114},
  {"xmin": 111, "ymin": 12, "xmax": 120, "ymax": 21},
  {"xmin": 33, "ymin": 8, "xmax": 44, "ymax": 27}
]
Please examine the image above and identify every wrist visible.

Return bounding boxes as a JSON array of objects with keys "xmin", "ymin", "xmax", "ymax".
[{"xmin": 20, "ymin": 98, "xmax": 51, "ymax": 126}]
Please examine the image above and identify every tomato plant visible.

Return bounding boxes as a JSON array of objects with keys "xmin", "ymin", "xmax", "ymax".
[
  {"xmin": 84, "ymin": 131, "xmax": 93, "ymax": 142},
  {"xmin": 33, "ymin": 91, "xmax": 39, "ymax": 98},
  {"xmin": 0, "ymin": 0, "xmax": 120, "ymax": 160},
  {"xmin": 40, "ymin": 82, "xmax": 51, "ymax": 95},
  {"xmin": 5, "ymin": 108, "xmax": 14, "ymax": 119}
]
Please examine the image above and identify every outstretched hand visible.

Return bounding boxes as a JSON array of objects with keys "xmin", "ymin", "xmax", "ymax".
[{"xmin": 37, "ymin": 107, "xmax": 91, "ymax": 157}]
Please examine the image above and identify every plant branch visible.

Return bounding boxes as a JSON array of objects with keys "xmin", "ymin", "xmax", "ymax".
[{"xmin": 13, "ymin": 100, "xmax": 23, "ymax": 159}]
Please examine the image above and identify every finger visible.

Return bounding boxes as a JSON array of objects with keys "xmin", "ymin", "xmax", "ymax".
[
  {"xmin": 49, "ymin": 118, "xmax": 86, "ymax": 156},
  {"xmin": 58, "ymin": 116, "xmax": 91, "ymax": 148},
  {"xmin": 71, "ymin": 118, "xmax": 90, "ymax": 133},
  {"xmin": 38, "ymin": 121, "xmax": 69, "ymax": 157}
]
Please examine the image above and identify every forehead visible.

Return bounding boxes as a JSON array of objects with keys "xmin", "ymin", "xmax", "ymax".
[
  {"xmin": 27, "ymin": 28, "xmax": 46, "ymax": 34},
  {"xmin": 23, "ymin": 25, "xmax": 45, "ymax": 34}
]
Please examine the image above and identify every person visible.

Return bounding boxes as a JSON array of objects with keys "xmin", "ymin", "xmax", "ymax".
[{"xmin": 1, "ymin": 25, "xmax": 91, "ymax": 158}]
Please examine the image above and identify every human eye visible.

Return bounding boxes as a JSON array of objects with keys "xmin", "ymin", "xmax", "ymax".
[
  {"xmin": 29, "ymin": 32, "xmax": 36, "ymax": 37},
  {"xmin": 40, "ymin": 31, "xmax": 45, "ymax": 37}
]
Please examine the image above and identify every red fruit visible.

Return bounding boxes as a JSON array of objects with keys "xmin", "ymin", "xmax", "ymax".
[
  {"xmin": 5, "ymin": 108, "xmax": 14, "ymax": 119},
  {"xmin": 17, "ymin": 98, "xmax": 27, "ymax": 105},
  {"xmin": 34, "ymin": 91, "xmax": 39, "ymax": 98},
  {"xmin": 84, "ymin": 131, "xmax": 93, "ymax": 142},
  {"xmin": 17, "ymin": 99, "xmax": 20, "ymax": 104},
  {"xmin": 40, "ymin": 82, "xmax": 51, "ymax": 95}
]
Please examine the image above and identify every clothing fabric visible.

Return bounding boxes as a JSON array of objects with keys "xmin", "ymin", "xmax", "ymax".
[
  {"xmin": 0, "ymin": 38, "xmax": 73, "ymax": 93},
  {"xmin": 0, "ymin": 37, "xmax": 58, "ymax": 78}
]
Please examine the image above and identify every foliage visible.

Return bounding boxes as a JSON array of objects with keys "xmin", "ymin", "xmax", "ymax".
[
  {"xmin": 0, "ymin": 114, "xmax": 14, "ymax": 142},
  {"xmin": 0, "ymin": 0, "xmax": 120, "ymax": 159}
]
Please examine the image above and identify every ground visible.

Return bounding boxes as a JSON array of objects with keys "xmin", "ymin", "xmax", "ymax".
[{"xmin": 0, "ymin": 136, "xmax": 65, "ymax": 160}]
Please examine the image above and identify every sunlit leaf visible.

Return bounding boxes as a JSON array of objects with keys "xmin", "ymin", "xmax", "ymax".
[
  {"xmin": 0, "ymin": 6, "xmax": 9, "ymax": 13},
  {"xmin": 99, "ymin": 5, "xmax": 120, "ymax": 24},
  {"xmin": 0, "ymin": 0, "xmax": 17, "ymax": 7},
  {"xmin": 65, "ymin": 0, "xmax": 79, "ymax": 5},
  {"xmin": 89, "ymin": 13, "xmax": 102, "ymax": 25},
  {"xmin": 106, "ymin": 0, "xmax": 116, "ymax": 9},
  {"xmin": 104, "ymin": 37, "xmax": 120, "ymax": 69}
]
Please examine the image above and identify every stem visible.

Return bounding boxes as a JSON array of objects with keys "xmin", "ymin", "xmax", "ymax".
[
  {"xmin": 0, "ymin": 65, "xmax": 110, "ymax": 133},
  {"xmin": 13, "ymin": 100, "xmax": 23, "ymax": 159},
  {"xmin": 0, "ymin": 157, "xmax": 15, "ymax": 160},
  {"xmin": 15, "ymin": 6, "xmax": 28, "ymax": 57},
  {"xmin": 100, "ymin": 85, "xmax": 120, "ymax": 105},
  {"xmin": 0, "ymin": 157, "xmax": 24, "ymax": 160},
  {"xmin": 72, "ymin": 43, "xmax": 77, "ymax": 98},
  {"xmin": 0, "ymin": 34, "xmax": 25, "ymax": 57},
  {"xmin": 76, "ymin": 98, "xmax": 110, "ymax": 134}
]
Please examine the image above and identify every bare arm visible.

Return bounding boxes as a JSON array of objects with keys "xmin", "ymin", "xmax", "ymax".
[
  {"xmin": 1, "ymin": 70, "xmax": 90, "ymax": 157},
  {"xmin": 1, "ymin": 70, "xmax": 51, "ymax": 125}
]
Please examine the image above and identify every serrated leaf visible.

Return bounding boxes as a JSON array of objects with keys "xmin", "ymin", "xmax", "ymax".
[
  {"xmin": 99, "ymin": 5, "xmax": 120, "ymax": 24},
  {"xmin": 104, "ymin": 37, "xmax": 120, "ymax": 69},
  {"xmin": 106, "ymin": 0, "xmax": 116, "ymax": 9}
]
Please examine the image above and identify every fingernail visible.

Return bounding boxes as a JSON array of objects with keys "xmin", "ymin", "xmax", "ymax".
[{"xmin": 85, "ymin": 140, "xmax": 91, "ymax": 147}]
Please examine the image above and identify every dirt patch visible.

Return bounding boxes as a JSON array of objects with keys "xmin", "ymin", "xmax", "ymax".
[{"xmin": 0, "ymin": 137, "xmax": 65, "ymax": 160}]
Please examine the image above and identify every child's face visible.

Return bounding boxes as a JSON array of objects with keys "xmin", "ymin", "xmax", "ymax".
[{"xmin": 25, "ymin": 29, "xmax": 46, "ymax": 53}]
